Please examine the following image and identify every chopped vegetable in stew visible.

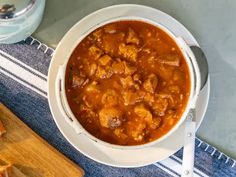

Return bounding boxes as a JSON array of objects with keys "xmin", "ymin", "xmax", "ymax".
[{"xmin": 65, "ymin": 20, "xmax": 190, "ymax": 145}]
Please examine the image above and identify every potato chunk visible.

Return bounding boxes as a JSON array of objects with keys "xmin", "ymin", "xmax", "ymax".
[
  {"xmin": 168, "ymin": 85, "xmax": 180, "ymax": 94},
  {"xmin": 126, "ymin": 28, "xmax": 140, "ymax": 45},
  {"xmin": 95, "ymin": 66, "xmax": 107, "ymax": 79},
  {"xmin": 95, "ymin": 66, "xmax": 113, "ymax": 79},
  {"xmin": 122, "ymin": 90, "xmax": 144, "ymax": 105},
  {"xmin": 144, "ymin": 92, "xmax": 155, "ymax": 104},
  {"xmin": 150, "ymin": 117, "xmax": 162, "ymax": 129},
  {"xmin": 102, "ymin": 89, "xmax": 119, "ymax": 106},
  {"xmin": 133, "ymin": 74, "xmax": 141, "ymax": 83},
  {"xmin": 134, "ymin": 104, "xmax": 153, "ymax": 124},
  {"xmin": 114, "ymin": 128, "xmax": 127, "ymax": 139},
  {"xmin": 152, "ymin": 98, "xmax": 168, "ymax": 116},
  {"xmin": 93, "ymin": 29, "xmax": 103, "ymax": 40},
  {"xmin": 120, "ymin": 76, "xmax": 134, "ymax": 89},
  {"xmin": 85, "ymin": 81, "xmax": 100, "ymax": 93},
  {"xmin": 124, "ymin": 61, "xmax": 137, "ymax": 75},
  {"xmin": 143, "ymin": 73, "xmax": 158, "ymax": 93},
  {"xmin": 128, "ymin": 121, "xmax": 146, "ymax": 141},
  {"xmin": 98, "ymin": 55, "xmax": 112, "ymax": 66},
  {"xmin": 88, "ymin": 63, "xmax": 97, "ymax": 76},
  {"xmin": 89, "ymin": 45, "xmax": 103, "ymax": 60},
  {"xmin": 80, "ymin": 104, "xmax": 96, "ymax": 120},
  {"xmin": 173, "ymin": 70, "xmax": 185, "ymax": 85},
  {"xmin": 99, "ymin": 108, "xmax": 122, "ymax": 129},
  {"xmin": 119, "ymin": 43, "xmax": 138, "ymax": 62},
  {"xmin": 158, "ymin": 54, "xmax": 180, "ymax": 66},
  {"xmin": 112, "ymin": 59, "xmax": 125, "ymax": 74},
  {"xmin": 104, "ymin": 24, "xmax": 117, "ymax": 34}
]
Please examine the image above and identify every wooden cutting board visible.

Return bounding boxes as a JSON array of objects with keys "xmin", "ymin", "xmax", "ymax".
[{"xmin": 0, "ymin": 103, "xmax": 84, "ymax": 177}]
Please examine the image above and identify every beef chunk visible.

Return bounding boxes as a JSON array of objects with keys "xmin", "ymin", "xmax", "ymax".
[
  {"xmin": 101, "ymin": 33, "xmax": 125, "ymax": 55},
  {"xmin": 99, "ymin": 108, "xmax": 122, "ymax": 129},
  {"xmin": 72, "ymin": 75, "xmax": 85, "ymax": 88}
]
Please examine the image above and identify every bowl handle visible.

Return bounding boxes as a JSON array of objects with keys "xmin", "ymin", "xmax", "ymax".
[
  {"xmin": 176, "ymin": 37, "xmax": 201, "ymax": 108},
  {"xmin": 55, "ymin": 65, "xmax": 83, "ymax": 134}
]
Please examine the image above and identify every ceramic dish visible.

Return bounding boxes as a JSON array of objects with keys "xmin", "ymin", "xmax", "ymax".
[{"xmin": 48, "ymin": 4, "xmax": 210, "ymax": 167}]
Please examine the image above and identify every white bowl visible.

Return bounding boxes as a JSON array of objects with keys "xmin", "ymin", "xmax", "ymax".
[
  {"xmin": 48, "ymin": 4, "xmax": 209, "ymax": 167},
  {"xmin": 54, "ymin": 14, "xmax": 201, "ymax": 149}
]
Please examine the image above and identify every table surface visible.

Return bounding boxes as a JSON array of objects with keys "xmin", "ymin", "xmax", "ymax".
[{"xmin": 33, "ymin": 0, "xmax": 236, "ymax": 159}]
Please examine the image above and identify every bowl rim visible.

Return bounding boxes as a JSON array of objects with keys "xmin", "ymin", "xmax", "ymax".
[{"xmin": 55, "ymin": 16, "xmax": 198, "ymax": 150}]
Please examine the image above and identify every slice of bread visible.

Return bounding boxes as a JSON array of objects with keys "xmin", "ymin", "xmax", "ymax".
[
  {"xmin": 0, "ymin": 164, "xmax": 12, "ymax": 177},
  {"xmin": 11, "ymin": 166, "xmax": 27, "ymax": 177},
  {"xmin": 0, "ymin": 119, "xmax": 6, "ymax": 137},
  {"xmin": 0, "ymin": 164, "xmax": 27, "ymax": 177}
]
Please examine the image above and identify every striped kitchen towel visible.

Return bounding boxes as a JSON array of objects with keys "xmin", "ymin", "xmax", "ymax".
[{"xmin": 0, "ymin": 37, "xmax": 235, "ymax": 177}]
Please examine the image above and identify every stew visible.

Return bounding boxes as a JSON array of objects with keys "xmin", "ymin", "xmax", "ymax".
[{"xmin": 65, "ymin": 20, "xmax": 190, "ymax": 145}]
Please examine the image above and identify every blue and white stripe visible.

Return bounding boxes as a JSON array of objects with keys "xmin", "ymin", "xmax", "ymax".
[{"xmin": 0, "ymin": 50, "xmax": 47, "ymax": 97}]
